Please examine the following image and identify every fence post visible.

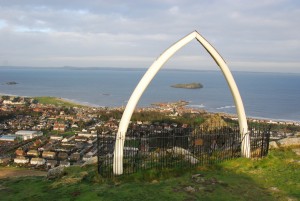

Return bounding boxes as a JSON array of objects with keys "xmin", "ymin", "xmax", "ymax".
[
  {"xmin": 261, "ymin": 128, "xmax": 265, "ymax": 157},
  {"xmin": 97, "ymin": 129, "xmax": 100, "ymax": 175}
]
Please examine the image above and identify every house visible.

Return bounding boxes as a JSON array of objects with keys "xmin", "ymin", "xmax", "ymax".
[
  {"xmin": 62, "ymin": 135, "xmax": 75, "ymax": 142},
  {"xmin": 14, "ymin": 156, "xmax": 29, "ymax": 164},
  {"xmin": 71, "ymin": 124, "xmax": 79, "ymax": 128},
  {"xmin": 124, "ymin": 147, "xmax": 139, "ymax": 156},
  {"xmin": 50, "ymin": 135, "xmax": 63, "ymax": 141},
  {"xmin": 38, "ymin": 143, "xmax": 53, "ymax": 152},
  {"xmin": 42, "ymin": 151, "xmax": 56, "ymax": 159},
  {"xmin": 15, "ymin": 130, "xmax": 43, "ymax": 140},
  {"xmin": 75, "ymin": 136, "xmax": 87, "ymax": 142},
  {"xmin": 27, "ymin": 150, "xmax": 39, "ymax": 157},
  {"xmin": 82, "ymin": 154, "xmax": 93, "ymax": 162},
  {"xmin": 61, "ymin": 141, "xmax": 76, "ymax": 146},
  {"xmin": 0, "ymin": 134, "xmax": 17, "ymax": 142},
  {"xmin": 15, "ymin": 148, "xmax": 26, "ymax": 156},
  {"xmin": 53, "ymin": 146, "xmax": 72, "ymax": 153},
  {"xmin": 87, "ymin": 138, "xmax": 97, "ymax": 144},
  {"xmin": 104, "ymin": 121, "xmax": 118, "ymax": 129},
  {"xmin": 53, "ymin": 122, "xmax": 67, "ymax": 132},
  {"xmin": 2, "ymin": 100, "xmax": 13, "ymax": 105},
  {"xmin": 58, "ymin": 152, "xmax": 68, "ymax": 160},
  {"xmin": 31, "ymin": 139, "xmax": 43, "ymax": 148},
  {"xmin": 78, "ymin": 132, "xmax": 97, "ymax": 138},
  {"xmin": 30, "ymin": 158, "xmax": 46, "ymax": 166},
  {"xmin": 59, "ymin": 160, "xmax": 70, "ymax": 167},
  {"xmin": 69, "ymin": 152, "xmax": 81, "ymax": 162}
]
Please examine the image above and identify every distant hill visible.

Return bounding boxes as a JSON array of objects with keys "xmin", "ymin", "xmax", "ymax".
[{"xmin": 171, "ymin": 82, "xmax": 203, "ymax": 89}]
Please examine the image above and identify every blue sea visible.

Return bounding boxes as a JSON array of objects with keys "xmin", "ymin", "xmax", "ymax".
[{"xmin": 1, "ymin": 67, "xmax": 300, "ymax": 122}]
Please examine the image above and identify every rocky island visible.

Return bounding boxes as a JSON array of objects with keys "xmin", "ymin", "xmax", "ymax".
[
  {"xmin": 171, "ymin": 82, "xmax": 203, "ymax": 89},
  {"xmin": 6, "ymin": 81, "xmax": 18, "ymax": 85}
]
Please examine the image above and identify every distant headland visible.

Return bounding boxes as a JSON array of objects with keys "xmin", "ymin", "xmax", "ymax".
[{"xmin": 171, "ymin": 82, "xmax": 203, "ymax": 89}]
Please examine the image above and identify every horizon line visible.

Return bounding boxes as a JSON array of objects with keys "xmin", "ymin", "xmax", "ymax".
[{"xmin": 0, "ymin": 65, "xmax": 300, "ymax": 74}]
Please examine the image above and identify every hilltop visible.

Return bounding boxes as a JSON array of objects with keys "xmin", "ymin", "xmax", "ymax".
[{"xmin": 0, "ymin": 149, "xmax": 299, "ymax": 200}]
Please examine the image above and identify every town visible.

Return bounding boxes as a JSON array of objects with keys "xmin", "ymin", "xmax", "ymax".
[{"xmin": 0, "ymin": 95, "xmax": 299, "ymax": 170}]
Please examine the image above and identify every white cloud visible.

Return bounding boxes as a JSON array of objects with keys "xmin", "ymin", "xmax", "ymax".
[
  {"xmin": 0, "ymin": 0, "xmax": 299, "ymax": 72},
  {"xmin": 168, "ymin": 6, "xmax": 179, "ymax": 15}
]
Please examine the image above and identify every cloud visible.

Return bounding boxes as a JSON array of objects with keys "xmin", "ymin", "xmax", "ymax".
[
  {"xmin": 0, "ymin": 0, "xmax": 299, "ymax": 72},
  {"xmin": 168, "ymin": 6, "xmax": 179, "ymax": 15}
]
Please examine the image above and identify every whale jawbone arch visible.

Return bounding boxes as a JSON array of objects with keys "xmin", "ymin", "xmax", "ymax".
[{"xmin": 113, "ymin": 31, "xmax": 250, "ymax": 175}]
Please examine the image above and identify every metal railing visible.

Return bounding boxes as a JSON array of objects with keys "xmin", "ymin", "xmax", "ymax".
[{"xmin": 97, "ymin": 126, "xmax": 270, "ymax": 177}]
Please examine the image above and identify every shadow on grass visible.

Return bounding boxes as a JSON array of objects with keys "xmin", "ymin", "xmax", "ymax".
[
  {"xmin": 0, "ymin": 149, "xmax": 299, "ymax": 201},
  {"xmin": 0, "ymin": 168, "xmax": 278, "ymax": 201}
]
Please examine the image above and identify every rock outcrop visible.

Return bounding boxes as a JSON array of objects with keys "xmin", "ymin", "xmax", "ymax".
[
  {"xmin": 81, "ymin": 156, "xmax": 97, "ymax": 167},
  {"xmin": 167, "ymin": 146, "xmax": 199, "ymax": 164},
  {"xmin": 269, "ymin": 141, "xmax": 279, "ymax": 149},
  {"xmin": 277, "ymin": 137, "xmax": 300, "ymax": 148},
  {"xmin": 47, "ymin": 166, "xmax": 65, "ymax": 180}
]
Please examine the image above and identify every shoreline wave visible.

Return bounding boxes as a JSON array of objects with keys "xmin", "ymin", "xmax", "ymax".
[
  {"xmin": 59, "ymin": 97, "xmax": 103, "ymax": 107},
  {"xmin": 187, "ymin": 104, "xmax": 205, "ymax": 108},
  {"xmin": 216, "ymin": 105, "xmax": 236, "ymax": 110}
]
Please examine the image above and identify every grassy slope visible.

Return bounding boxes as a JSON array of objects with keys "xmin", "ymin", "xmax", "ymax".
[
  {"xmin": 0, "ymin": 149, "xmax": 299, "ymax": 201},
  {"xmin": 34, "ymin": 96, "xmax": 84, "ymax": 107}
]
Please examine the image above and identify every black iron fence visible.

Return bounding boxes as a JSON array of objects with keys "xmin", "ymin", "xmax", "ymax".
[{"xmin": 97, "ymin": 126, "xmax": 270, "ymax": 177}]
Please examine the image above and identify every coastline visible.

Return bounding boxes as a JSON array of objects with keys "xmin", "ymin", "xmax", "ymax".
[
  {"xmin": 0, "ymin": 93, "xmax": 96, "ymax": 108},
  {"xmin": 38, "ymin": 98, "xmax": 300, "ymax": 124},
  {"xmin": 1, "ymin": 68, "xmax": 300, "ymax": 123},
  {"xmin": 53, "ymin": 97, "xmax": 100, "ymax": 108},
  {"xmin": 1, "ymin": 93, "xmax": 299, "ymax": 124}
]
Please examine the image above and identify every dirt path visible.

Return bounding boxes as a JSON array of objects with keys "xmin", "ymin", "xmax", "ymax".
[{"xmin": 0, "ymin": 167, "xmax": 47, "ymax": 179}]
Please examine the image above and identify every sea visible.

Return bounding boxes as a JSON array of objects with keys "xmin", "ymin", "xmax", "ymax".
[{"xmin": 1, "ymin": 67, "xmax": 300, "ymax": 122}]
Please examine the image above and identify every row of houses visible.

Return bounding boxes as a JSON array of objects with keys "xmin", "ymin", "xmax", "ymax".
[
  {"xmin": 0, "ymin": 130, "xmax": 43, "ymax": 142},
  {"xmin": 14, "ymin": 156, "xmax": 71, "ymax": 168},
  {"xmin": 2, "ymin": 129, "xmax": 99, "ymax": 169},
  {"xmin": 1, "ymin": 95, "xmax": 102, "ymax": 133}
]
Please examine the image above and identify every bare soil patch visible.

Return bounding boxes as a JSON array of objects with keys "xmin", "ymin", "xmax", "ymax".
[{"xmin": 0, "ymin": 167, "xmax": 46, "ymax": 179}]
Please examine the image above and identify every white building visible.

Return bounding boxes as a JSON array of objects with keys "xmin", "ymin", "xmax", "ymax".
[
  {"xmin": 15, "ymin": 130, "xmax": 43, "ymax": 140},
  {"xmin": 14, "ymin": 156, "xmax": 29, "ymax": 164},
  {"xmin": 30, "ymin": 158, "xmax": 46, "ymax": 165},
  {"xmin": 42, "ymin": 151, "xmax": 56, "ymax": 159},
  {"xmin": 50, "ymin": 135, "xmax": 63, "ymax": 141},
  {"xmin": 27, "ymin": 150, "xmax": 39, "ymax": 157},
  {"xmin": 78, "ymin": 132, "xmax": 97, "ymax": 138},
  {"xmin": 62, "ymin": 135, "xmax": 75, "ymax": 142},
  {"xmin": 0, "ymin": 134, "xmax": 17, "ymax": 142}
]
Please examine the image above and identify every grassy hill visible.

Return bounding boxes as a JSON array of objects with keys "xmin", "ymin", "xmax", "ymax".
[
  {"xmin": 34, "ymin": 96, "xmax": 85, "ymax": 107},
  {"xmin": 0, "ymin": 149, "xmax": 299, "ymax": 201}
]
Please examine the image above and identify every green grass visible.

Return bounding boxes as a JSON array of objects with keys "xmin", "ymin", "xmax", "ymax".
[
  {"xmin": 47, "ymin": 130, "xmax": 76, "ymax": 137},
  {"xmin": 0, "ymin": 149, "xmax": 299, "ymax": 201},
  {"xmin": 34, "ymin": 96, "xmax": 84, "ymax": 107},
  {"xmin": 220, "ymin": 149, "xmax": 300, "ymax": 199}
]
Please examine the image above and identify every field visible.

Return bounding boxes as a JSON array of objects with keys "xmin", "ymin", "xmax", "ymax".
[
  {"xmin": 34, "ymin": 96, "xmax": 85, "ymax": 107},
  {"xmin": 0, "ymin": 149, "xmax": 299, "ymax": 201}
]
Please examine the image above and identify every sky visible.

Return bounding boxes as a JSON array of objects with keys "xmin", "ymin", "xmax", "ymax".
[{"xmin": 0, "ymin": 0, "xmax": 299, "ymax": 73}]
